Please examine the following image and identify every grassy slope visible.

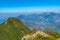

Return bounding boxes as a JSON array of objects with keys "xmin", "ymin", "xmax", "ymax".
[{"xmin": 0, "ymin": 17, "xmax": 30, "ymax": 40}]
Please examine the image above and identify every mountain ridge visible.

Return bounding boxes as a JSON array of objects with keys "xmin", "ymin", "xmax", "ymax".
[
  {"xmin": 17, "ymin": 12, "xmax": 60, "ymax": 32},
  {"xmin": 0, "ymin": 17, "xmax": 30, "ymax": 40}
]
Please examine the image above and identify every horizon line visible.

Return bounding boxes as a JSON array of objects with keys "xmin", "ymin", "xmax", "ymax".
[{"xmin": 0, "ymin": 7, "xmax": 60, "ymax": 13}]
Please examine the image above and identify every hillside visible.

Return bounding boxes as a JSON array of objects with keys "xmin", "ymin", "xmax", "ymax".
[
  {"xmin": 21, "ymin": 30, "xmax": 60, "ymax": 40},
  {"xmin": 0, "ymin": 17, "xmax": 30, "ymax": 40}
]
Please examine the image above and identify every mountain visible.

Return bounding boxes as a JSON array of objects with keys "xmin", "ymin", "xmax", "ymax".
[
  {"xmin": 17, "ymin": 12, "xmax": 60, "ymax": 32},
  {"xmin": 21, "ymin": 30, "xmax": 60, "ymax": 40},
  {"xmin": 0, "ymin": 17, "xmax": 30, "ymax": 40}
]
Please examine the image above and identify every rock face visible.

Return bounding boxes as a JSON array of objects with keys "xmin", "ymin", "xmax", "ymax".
[
  {"xmin": 21, "ymin": 30, "xmax": 60, "ymax": 40},
  {"xmin": 57, "ymin": 38, "xmax": 60, "ymax": 40},
  {"xmin": 0, "ymin": 17, "xmax": 30, "ymax": 40}
]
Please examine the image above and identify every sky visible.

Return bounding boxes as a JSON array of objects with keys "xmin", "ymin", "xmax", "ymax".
[
  {"xmin": 0, "ymin": 0, "xmax": 60, "ymax": 8},
  {"xmin": 0, "ymin": 0, "xmax": 60, "ymax": 13},
  {"xmin": 0, "ymin": 0, "xmax": 60, "ymax": 18}
]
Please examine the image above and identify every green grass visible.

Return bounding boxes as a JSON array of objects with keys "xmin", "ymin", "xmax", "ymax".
[{"xmin": 0, "ymin": 17, "xmax": 30, "ymax": 40}]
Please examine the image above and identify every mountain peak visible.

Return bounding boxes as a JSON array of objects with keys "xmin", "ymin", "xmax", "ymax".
[
  {"xmin": 2, "ymin": 17, "xmax": 18, "ymax": 25},
  {"xmin": 0, "ymin": 17, "xmax": 30, "ymax": 40},
  {"xmin": 4, "ymin": 17, "xmax": 22, "ymax": 24},
  {"xmin": 8, "ymin": 17, "xmax": 17, "ymax": 21}
]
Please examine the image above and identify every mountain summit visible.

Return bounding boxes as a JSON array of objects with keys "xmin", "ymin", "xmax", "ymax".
[{"xmin": 0, "ymin": 17, "xmax": 30, "ymax": 40}]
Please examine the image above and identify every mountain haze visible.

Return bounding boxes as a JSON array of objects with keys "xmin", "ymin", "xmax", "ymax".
[{"xmin": 17, "ymin": 12, "xmax": 60, "ymax": 32}]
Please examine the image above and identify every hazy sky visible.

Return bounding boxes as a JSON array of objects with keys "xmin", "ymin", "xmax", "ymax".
[
  {"xmin": 0, "ymin": 0, "xmax": 60, "ymax": 13},
  {"xmin": 0, "ymin": 7, "xmax": 60, "ymax": 13},
  {"xmin": 0, "ymin": 0, "xmax": 60, "ymax": 18}
]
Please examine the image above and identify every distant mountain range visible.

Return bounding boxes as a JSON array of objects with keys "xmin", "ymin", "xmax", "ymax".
[
  {"xmin": 17, "ymin": 12, "xmax": 60, "ymax": 32},
  {"xmin": 0, "ymin": 12, "xmax": 60, "ymax": 32}
]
